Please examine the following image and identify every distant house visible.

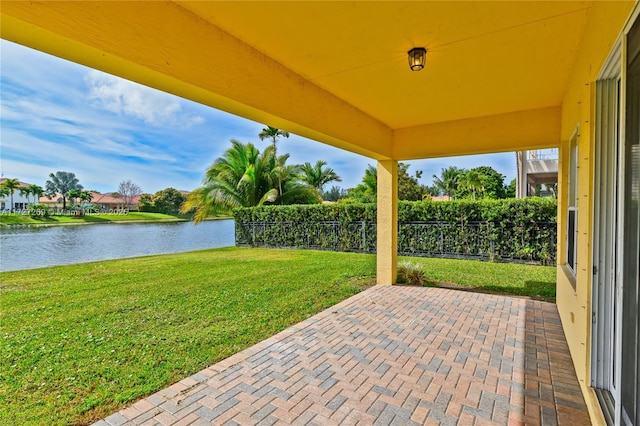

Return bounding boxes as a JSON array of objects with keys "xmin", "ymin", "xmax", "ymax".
[
  {"xmin": 515, "ymin": 149, "xmax": 558, "ymax": 198},
  {"xmin": 428, "ymin": 195, "xmax": 451, "ymax": 202},
  {"xmin": 0, "ymin": 178, "xmax": 33, "ymax": 211},
  {"xmin": 39, "ymin": 191, "xmax": 140, "ymax": 211},
  {"xmin": 90, "ymin": 192, "xmax": 135, "ymax": 210}
]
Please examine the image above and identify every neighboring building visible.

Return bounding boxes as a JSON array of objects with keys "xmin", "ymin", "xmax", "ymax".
[
  {"xmin": 39, "ymin": 191, "xmax": 140, "ymax": 211},
  {"xmin": 90, "ymin": 192, "xmax": 139, "ymax": 210},
  {"xmin": 428, "ymin": 195, "xmax": 451, "ymax": 202},
  {"xmin": 515, "ymin": 149, "xmax": 558, "ymax": 198},
  {"xmin": 0, "ymin": 178, "xmax": 33, "ymax": 211}
]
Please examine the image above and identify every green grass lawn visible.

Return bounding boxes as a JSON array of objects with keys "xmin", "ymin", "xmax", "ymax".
[
  {"xmin": 0, "ymin": 212, "xmax": 213, "ymax": 226},
  {"xmin": 0, "ymin": 248, "xmax": 555, "ymax": 425},
  {"xmin": 400, "ymin": 256, "xmax": 557, "ymax": 301}
]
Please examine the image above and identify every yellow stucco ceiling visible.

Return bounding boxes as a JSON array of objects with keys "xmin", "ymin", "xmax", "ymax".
[
  {"xmin": 0, "ymin": 1, "xmax": 633, "ymax": 159},
  {"xmin": 178, "ymin": 1, "xmax": 591, "ymax": 128}
]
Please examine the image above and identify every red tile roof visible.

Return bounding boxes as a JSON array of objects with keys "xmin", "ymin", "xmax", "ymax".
[{"xmin": 0, "ymin": 178, "xmax": 32, "ymax": 188}]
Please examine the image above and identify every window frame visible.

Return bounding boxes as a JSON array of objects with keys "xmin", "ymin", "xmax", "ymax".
[{"xmin": 566, "ymin": 128, "xmax": 580, "ymax": 275}]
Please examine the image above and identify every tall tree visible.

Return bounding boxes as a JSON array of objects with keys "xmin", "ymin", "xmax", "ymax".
[
  {"xmin": 348, "ymin": 162, "xmax": 424, "ymax": 202},
  {"xmin": 182, "ymin": 140, "xmax": 318, "ymax": 223},
  {"xmin": 300, "ymin": 161, "xmax": 342, "ymax": 194},
  {"xmin": 458, "ymin": 169, "xmax": 485, "ymax": 200},
  {"xmin": 504, "ymin": 178, "xmax": 516, "ymax": 198},
  {"xmin": 455, "ymin": 166, "xmax": 506, "ymax": 199},
  {"xmin": 118, "ymin": 179, "xmax": 143, "ymax": 208},
  {"xmin": 397, "ymin": 163, "xmax": 424, "ymax": 201},
  {"xmin": 66, "ymin": 189, "xmax": 83, "ymax": 207},
  {"xmin": 66, "ymin": 190, "xmax": 93, "ymax": 213},
  {"xmin": 348, "ymin": 164, "xmax": 378, "ymax": 203},
  {"xmin": 258, "ymin": 126, "xmax": 289, "ymax": 156},
  {"xmin": 27, "ymin": 184, "xmax": 44, "ymax": 205},
  {"xmin": 322, "ymin": 185, "xmax": 348, "ymax": 202},
  {"xmin": 79, "ymin": 191, "xmax": 93, "ymax": 204},
  {"xmin": 152, "ymin": 188, "xmax": 186, "ymax": 214},
  {"xmin": 137, "ymin": 193, "xmax": 154, "ymax": 211},
  {"xmin": 2, "ymin": 178, "xmax": 21, "ymax": 212},
  {"xmin": 0, "ymin": 185, "xmax": 9, "ymax": 206},
  {"xmin": 423, "ymin": 184, "xmax": 440, "ymax": 197},
  {"xmin": 45, "ymin": 171, "xmax": 83, "ymax": 210},
  {"xmin": 432, "ymin": 166, "xmax": 463, "ymax": 198},
  {"xmin": 19, "ymin": 186, "xmax": 31, "ymax": 205},
  {"xmin": 470, "ymin": 166, "xmax": 506, "ymax": 199}
]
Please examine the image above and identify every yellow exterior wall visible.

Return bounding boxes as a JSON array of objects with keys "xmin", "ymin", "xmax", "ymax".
[{"xmin": 557, "ymin": 2, "xmax": 635, "ymax": 423}]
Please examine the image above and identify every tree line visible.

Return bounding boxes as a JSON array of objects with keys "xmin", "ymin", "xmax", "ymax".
[
  {"xmin": 2, "ymin": 125, "xmax": 519, "ymax": 217},
  {"xmin": 184, "ymin": 126, "xmax": 523, "ymax": 221},
  {"xmin": 322, "ymin": 164, "xmax": 515, "ymax": 203},
  {"xmin": 0, "ymin": 171, "xmax": 153, "ymax": 212}
]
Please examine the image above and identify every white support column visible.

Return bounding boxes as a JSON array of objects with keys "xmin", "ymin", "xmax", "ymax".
[{"xmin": 376, "ymin": 160, "xmax": 398, "ymax": 285}]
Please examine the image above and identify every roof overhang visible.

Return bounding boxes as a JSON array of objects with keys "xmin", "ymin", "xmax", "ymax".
[{"xmin": 0, "ymin": 1, "xmax": 632, "ymax": 159}]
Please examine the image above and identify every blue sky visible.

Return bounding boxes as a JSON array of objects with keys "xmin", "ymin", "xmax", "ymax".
[{"xmin": 0, "ymin": 40, "xmax": 516, "ymax": 195}]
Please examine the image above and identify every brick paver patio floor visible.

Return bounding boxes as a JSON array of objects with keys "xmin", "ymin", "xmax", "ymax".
[{"xmin": 95, "ymin": 286, "xmax": 590, "ymax": 426}]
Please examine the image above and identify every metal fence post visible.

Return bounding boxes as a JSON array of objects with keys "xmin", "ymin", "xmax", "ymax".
[{"xmin": 362, "ymin": 220, "xmax": 366, "ymax": 252}]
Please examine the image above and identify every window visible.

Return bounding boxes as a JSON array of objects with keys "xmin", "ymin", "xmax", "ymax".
[
  {"xmin": 566, "ymin": 130, "xmax": 579, "ymax": 274},
  {"xmin": 591, "ymin": 76, "xmax": 621, "ymax": 420}
]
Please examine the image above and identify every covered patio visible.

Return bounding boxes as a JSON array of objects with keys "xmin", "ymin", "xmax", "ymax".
[
  {"xmin": 95, "ymin": 286, "xmax": 589, "ymax": 426},
  {"xmin": 3, "ymin": 2, "xmax": 638, "ymax": 424}
]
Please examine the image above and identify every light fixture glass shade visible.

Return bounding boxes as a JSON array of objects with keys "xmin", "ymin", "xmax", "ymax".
[{"xmin": 408, "ymin": 47, "xmax": 427, "ymax": 71}]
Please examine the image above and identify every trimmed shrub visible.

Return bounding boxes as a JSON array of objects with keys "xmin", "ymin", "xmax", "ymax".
[{"xmin": 234, "ymin": 198, "xmax": 557, "ymax": 264}]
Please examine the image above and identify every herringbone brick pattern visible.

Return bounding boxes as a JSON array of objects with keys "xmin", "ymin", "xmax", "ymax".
[{"xmin": 94, "ymin": 286, "xmax": 590, "ymax": 425}]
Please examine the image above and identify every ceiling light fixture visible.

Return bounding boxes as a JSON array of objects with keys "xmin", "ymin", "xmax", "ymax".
[{"xmin": 408, "ymin": 47, "xmax": 427, "ymax": 71}]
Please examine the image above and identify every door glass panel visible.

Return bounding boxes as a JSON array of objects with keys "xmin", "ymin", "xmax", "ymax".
[{"xmin": 622, "ymin": 16, "xmax": 640, "ymax": 425}]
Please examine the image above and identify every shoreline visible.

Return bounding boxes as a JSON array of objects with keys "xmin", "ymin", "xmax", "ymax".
[{"xmin": 0, "ymin": 215, "xmax": 231, "ymax": 228}]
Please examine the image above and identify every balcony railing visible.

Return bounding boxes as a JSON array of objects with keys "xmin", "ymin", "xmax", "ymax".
[{"xmin": 526, "ymin": 149, "xmax": 558, "ymax": 161}]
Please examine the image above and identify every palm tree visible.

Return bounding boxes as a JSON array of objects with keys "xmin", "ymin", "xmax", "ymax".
[
  {"xmin": 300, "ymin": 161, "xmax": 342, "ymax": 195},
  {"xmin": 79, "ymin": 191, "xmax": 93, "ymax": 204},
  {"xmin": 362, "ymin": 165, "xmax": 378, "ymax": 193},
  {"xmin": 79, "ymin": 191, "xmax": 93, "ymax": 212},
  {"xmin": 349, "ymin": 164, "xmax": 378, "ymax": 203},
  {"xmin": 27, "ymin": 184, "xmax": 44, "ymax": 206},
  {"xmin": 258, "ymin": 126, "xmax": 289, "ymax": 156},
  {"xmin": 45, "ymin": 171, "xmax": 83, "ymax": 210},
  {"xmin": 19, "ymin": 186, "xmax": 31, "ymax": 205},
  {"xmin": 459, "ymin": 170, "xmax": 485, "ymax": 200},
  {"xmin": 270, "ymin": 158, "xmax": 318, "ymax": 205},
  {"xmin": 182, "ymin": 140, "xmax": 318, "ymax": 223},
  {"xmin": 66, "ymin": 189, "xmax": 83, "ymax": 208},
  {"xmin": 0, "ymin": 185, "xmax": 9, "ymax": 204},
  {"xmin": 432, "ymin": 166, "xmax": 462, "ymax": 198},
  {"xmin": 2, "ymin": 178, "xmax": 21, "ymax": 212}
]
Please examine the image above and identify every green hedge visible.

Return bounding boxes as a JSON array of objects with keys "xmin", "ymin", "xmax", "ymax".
[
  {"xmin": 235, "ymin": 198, "xmax": 556, "ymax": 223},
  {"xmin": 234, "ymin": 198, "xmax": 557, "ymax": 264}
]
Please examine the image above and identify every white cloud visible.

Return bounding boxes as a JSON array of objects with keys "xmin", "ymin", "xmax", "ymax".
[
  {"xmin": 0, "ymin": 131, "xmax": 201, "ymax": 194},
  {"xmin": 85, "ymin": 70, "xmax": 204, "ymax": 127}
]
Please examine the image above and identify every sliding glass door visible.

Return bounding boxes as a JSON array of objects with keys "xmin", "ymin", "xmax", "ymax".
[{"xmin": 621, "ymin": 16, "xmax": 640, "ymax": 426}]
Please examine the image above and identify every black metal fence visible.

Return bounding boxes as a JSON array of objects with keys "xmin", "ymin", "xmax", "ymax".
[{"xmin": 236, "ymin": 220, "xmax": 557, "ymax": 265}]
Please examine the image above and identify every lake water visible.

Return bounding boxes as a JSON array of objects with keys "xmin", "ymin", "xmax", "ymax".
[{"xmin": 0, "ymin": 219, "xmax": 235, "ymax": 272}]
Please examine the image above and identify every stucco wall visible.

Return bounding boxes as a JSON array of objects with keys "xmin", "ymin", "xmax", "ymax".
[{"xmin": 557, "ymin": 1, "xmax": 636, "ymax": 423}]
